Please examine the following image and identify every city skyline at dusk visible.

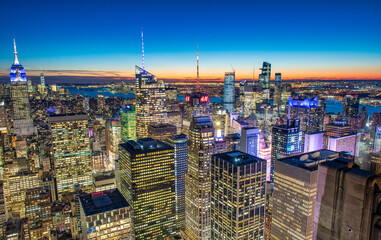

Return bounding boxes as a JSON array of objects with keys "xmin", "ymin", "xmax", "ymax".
[{"xmin": 1, "ymin": 0, "xmax": 381, "ymax": 81}]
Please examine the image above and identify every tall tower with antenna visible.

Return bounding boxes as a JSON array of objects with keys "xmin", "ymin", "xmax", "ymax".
[
  {"xmin": 196, "ymin": 41, "xmax": 199, "ymax": 92},
  {"xmin": 141, "ymin": 27, "xmax": 145, "ymax": 71}
]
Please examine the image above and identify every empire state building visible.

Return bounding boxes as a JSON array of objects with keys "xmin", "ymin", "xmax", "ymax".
[{"xmin": 10, "ymin": 38, "xmax": 34, "ymax": 136}]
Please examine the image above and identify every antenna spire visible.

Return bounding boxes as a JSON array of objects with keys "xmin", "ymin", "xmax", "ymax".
[
  {"xmin": 141, "ymin": 28, "xmax": 145, "ymax": 71},
  {"xmin": 13, "ymin": 37, "xmax": 19, "ymax": 65},
  {"xmin": 196, "ymin": 41, "xmax": 199, "ymax": 92}
]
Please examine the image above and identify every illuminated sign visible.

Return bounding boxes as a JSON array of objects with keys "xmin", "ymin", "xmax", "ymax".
[
  {"xmin": 185, "ymin": 96, "xmax": 190, "ymax": 102},
  {"xmin": 200, "ymin": 95, "xmax": 209, "ymax": 103}
]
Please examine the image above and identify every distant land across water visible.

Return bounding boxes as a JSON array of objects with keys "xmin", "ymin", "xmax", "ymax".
[{"xmin": 65, "ymin": 87, "xmax": 380, "ymax": 117}]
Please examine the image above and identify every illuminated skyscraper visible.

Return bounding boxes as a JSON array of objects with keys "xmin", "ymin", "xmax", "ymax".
[
  {"xmin": 135, "ymin": 66, "xmax": 168, "ymax": 138},
  {"xmin": 271, "ymin": 150, "xmax": 341, "ymax": 240},
  {"xmin": 182, "ymin": 93, "xmax": 212, "ymax": 135},
  {"xmin": 343, "ymin": 95, "xmax": 360, "ymax": 118},
  {"xmin": 9, "ymin": 38, "xmax": 34, "ymax": 136},
  {"xmin": 259, "ymin": 62, "xmax": 271, "ymax": 99},
  {"xmin": 273, "ymin": 73, "xmax": 282, "ymax": 107},
  {"xmin": 271, "ymin": 119, "xmax": 303, "ymax": 181},
  {"xmin": 374, "ymin": 126, "xmax": 381, "ymax": 153},
  {"xmin": 185, "ymin": 116, "xmax": 215, "ymax": 240},
  {"xmin": 223, "ymin": 72, "xmax": 235, "ymax": 113},
  {"xmin": 49, "ymin": 114, "xmax": 92, "ymax": 198},
  {"xmin": 165, "ymin": 134, "xmax": 188, "ymax": 230},
  {"xmin": 240, "ymin": 127, "xmax": 260, "ymax": 157},
  {"xmin": 118, "ymin": 138, "xmax": 176, "ymax": 239},
  {"xmin": 148, "ymin": 123, "xmax": 177, "ymax": 141},
  {"xmin": 120, "ymin": 105, "xmax": 136, "ymax": 142},
  {"xmin": 287, "ymin": 96, "xmax": 325, "ymax": 134},
  {"xmin": 325, "ymin": 120, "xmax": 352, "ymax": 138},
  {"xmin": 211, "ymin": 151, "xmax": 266, "ymax": 239},
  {"xmin": 40, "ymin": 72, "xmax": 45, "ymax": 87},
  {"xmin": 107, "ymin": 117, "xmax": 121, "ymax": 169},
  {"xmin": 79, "ymin": 189, "xmax": 132, "ymax": 240}
]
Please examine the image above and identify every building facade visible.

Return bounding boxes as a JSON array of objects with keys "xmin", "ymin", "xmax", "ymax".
[
  {"xmin": 223, "ymin": 72, "xmax": 235, "ymax": 113},
  {"xmin": 211, "ymin": 151, "xmax": 266, "ymax": 239}
]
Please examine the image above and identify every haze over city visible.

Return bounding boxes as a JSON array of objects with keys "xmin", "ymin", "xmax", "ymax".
[{"xmin": 1, "ymin": 0, "xmax": 381, "ymax": 82}]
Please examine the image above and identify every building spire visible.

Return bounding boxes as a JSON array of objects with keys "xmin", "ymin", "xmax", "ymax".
[
  {"xmin": 13, "ymin": 37, "xmax": 19, "ymax": 65},
  {"xmin": 141, "ymin": 28, "xmax": 145, "ymax": 71},
  {"xmin": 196, "ymin": 41, "xmax": 199, "ymax": 92}
]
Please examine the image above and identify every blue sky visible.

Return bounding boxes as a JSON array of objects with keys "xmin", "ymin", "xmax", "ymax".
[{"xmin": 0, "ymin": 0, "xmax": 380, "ymax": 80}]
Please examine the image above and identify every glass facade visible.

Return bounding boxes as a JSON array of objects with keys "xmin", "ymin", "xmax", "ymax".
[
  {"xmin": 120, "ymin": 106, "xmax": 136, "ymax": 142},
  {"xmin": 223, "ymin": 72, "xmax": 235, "ymax": 113}
]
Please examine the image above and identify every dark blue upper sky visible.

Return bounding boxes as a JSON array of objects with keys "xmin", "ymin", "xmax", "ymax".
[{"xmin": 1, "ymin": 0, "xmax": 380, "ymax": 80}]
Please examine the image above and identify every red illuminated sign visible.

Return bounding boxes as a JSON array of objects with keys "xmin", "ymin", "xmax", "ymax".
[
  {"xmin": 185, "ymin": 96, "xmax": 190, "ymax": 102},
  {"xmin": 200, "ymin": 95, "xmax": 209, "ymax": 103}
]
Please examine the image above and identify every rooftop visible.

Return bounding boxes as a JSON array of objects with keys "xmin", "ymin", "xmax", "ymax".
[
  {"xmin": 279, "ymin": 149, "xmax": 344, "ymax": 171},
  {"xmin": 120, "ymin": 138, "xmax": 173, "ymax": 154},
  {"xmin": 214, "ymin": 151, "xmax": 265, "ymax": 166},
  {"xmin": 49, "ymin": 114, "xmax": 88, "ymax": 123},
  {"xmin": 79, "ymin": 189, "xmax": 129, "ymax": 216}
]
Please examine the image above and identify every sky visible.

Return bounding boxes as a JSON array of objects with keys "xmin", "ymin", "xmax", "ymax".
[{"xmin": 0, "ymin": 0, "xmax": 381, "ymax": 82}]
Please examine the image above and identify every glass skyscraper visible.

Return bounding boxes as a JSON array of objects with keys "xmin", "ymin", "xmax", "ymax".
[
  {"xmin": 120, "ymin": 105, "xmax": 136, "ymax": 142},
  {"xmin": 223, "ymin": 72, "xmax": 235, "ymax": 113},
  {"xmin": 165, "ymin": 134, "xmax": 188, "ymax": 230}
]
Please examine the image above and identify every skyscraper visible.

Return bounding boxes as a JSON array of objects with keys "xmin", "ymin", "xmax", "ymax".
[
  {"xmin": 258, "ymin": 62, "xmax": 271, "ymax": 99},
  {"xmin": 107, "ymin": 117, "xmax": 121, "ymax": 170},
  {"xmin": 271, "ymin": 150, "xmax": 342, "ymax": 240},
  {"xmin": 273, "ymin": 73, "xmax": 282, "ymax": 107},
  {"xmin": 271, "ymin": 119, "xmax": 303, "ymax": 181},
  {"xmin": 223, "ymin": 72, "xmax": 235, "ymax": 113},
  {"xmin": 342, "ymin": 95, "xmax": 360, "ymax": 118},
  {"xmin": 135, "ymin": 66, "xmax": 168, "ymax": 138},
  {"xmin": 211, "ymin": 151, "xmax": 266, "ymax": 239},
  {"xmin": 240, "ymin": 127, "xmax": 260, "ymax": 157},
  {"xmin": 79, "ymin": 189, "xmax": 132, "ymax": 240},
  {"xmin": 40, "ymin": 72, "xmax": 45, "ymax": 87},
  {"xmin": 118, "ymin": 138, "xmax": 176, "ymax": 239},
  {"xmin": 49, "ymin": 114, "xmax": 92, "ymax": 198},
  {"xmin": 185, "ymin": 116, "xmax": 214, "ymax": 240},
  {"xmin": 165, "ymin": 134, "xmax": 188, "ymax": 230},
  {"xmin": 287, "ymin": 96, "xmax": 325, "ymax": 134},
  {"xmin": 120, "ymin": 105, "xmax": 136, "ymax": 142},
  {"xmin": 314, "ymin": 158, "xmax": 380, "ymax": 239},
  {"xmin": 9, "ymin": 38, "xmax": 34, "ymax": 136}
]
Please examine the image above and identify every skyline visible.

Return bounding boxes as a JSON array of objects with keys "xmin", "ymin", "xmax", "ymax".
[{"xmin": 1, "ymin": 0, "xmax": 381, "ymax": 81}]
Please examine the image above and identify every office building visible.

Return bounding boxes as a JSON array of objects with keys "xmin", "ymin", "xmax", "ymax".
[
  {"xmin": 79, "ymin": 189, "xmax": 132, "ymax": 240},
  {"xmin": 182, "ymin": 93, "xmax": 213, "ymax": 135},
  {"xmin": 271, "ymin": 150, "xmax": 341, "ymax": 240},
  {"xmin": 273, "ymin": 73, "xmax": 282, "ymax": 107},
  {"xmin": 258, "ymin": 62, "xmax": 271, "ymax": 99},
  {"xmin": 325, "ymin": 120, "xmax": 352, "ymax": 138},
  {"xmin": 240, "ymin": 127, "xmax": 260, "ymax": 157},
  {"xmin": 25, "ymin": 187, "xmax": 52, "ymax": 240},
  {"xmin": 49, "ymin": 114, "xmax": 92, "ymax": 198},
  {"xmin": 4, "ymin": 171, "xmax": 40, "ymax": 219},
  {"xmin": 271, "ymin": 119, "xmax": 303, "ymax": 181},
  {"xmin": 304, "ymin": 132, "xmax": 324, "ymax": 152},
  {"xmin": 372, "ymin": 112, "xmax": 381, "ymax": 128},
  {"xmin": 225, "ymin": 133, "xmax": 240, "ymax": 151},
  {"xmin": 211, "ymin": 151, "xmax": 266, "ymax": 239},
  {"xmin": 165, "ymin": 134, "xmax": 188, "ymax": 230},
  {"xmin": 118, "ymin": 138, "xmax": 176, "ymax": 239},
  {"xmin": 9, "ymin": 38, "xmax": 34, "ymax": 136},
  {"xmin": 327, "ymin": 133, "xmax": 360, "ymax": 157},
  {"xmin": 342, "ymin": 95, "xmax": 360, "ymax": 118},
  {"xmin": 107, "ymin": 118, "xmax": 121, "ymax": 169},
  {"xmin": 120, "ymin": 105, "xmax": 136, "ymax": 142},
  {"xmin": 287, "ymin": 96, "xmax": 325, "ymax": 134},
  {"xmin": 148, "ymin": 123, "xmax": 177, "ymax": 141},
  {"xmin": 314, "ymin": 158, "xmax": 380, "ymax": 239},
  {"xmin": 92, "ymin": 171, "xmax": 116, "ymax": 192},
  {"xmin": 135, "ymin": 66, "xmax": 168, "ymax": 138},
  {"xmin": 223, "ymin": 72, "xmax": 235, "ymax": 113},
  {"xmin": 374, "ymin": 126, "xmax": 381, "ymax": 153},
  {"xmin": 185, "ymin": 116, "xmax": 214, "ymax": 240}
]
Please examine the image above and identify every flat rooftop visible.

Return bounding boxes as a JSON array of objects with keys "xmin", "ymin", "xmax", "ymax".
[
  {"xmin": 279, "ymin": 149, "xmax": 343, "ymax": 171},
  {"xmin": 120, "ymin": 138, "xmax": 173, "ymax": 154},
  {"xmin": 49, "ymin": 114, "xmax": 88, "ymax": 123},
  {"xmin": 214, "ymin": 151, "xmax": 265, "ymax": 166},
  {"xmin": 79, "ymin": 189, "xmax": 129, "ymax": 216}
]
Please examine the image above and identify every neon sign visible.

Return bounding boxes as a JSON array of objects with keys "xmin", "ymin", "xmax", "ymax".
[
  {"xmin": 200, "ymin": 95, "xmax": 209, "ymax": 103},
  {"xmin": 185, "ymin": 96, "xmax": 190, "ymax": 102}
]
